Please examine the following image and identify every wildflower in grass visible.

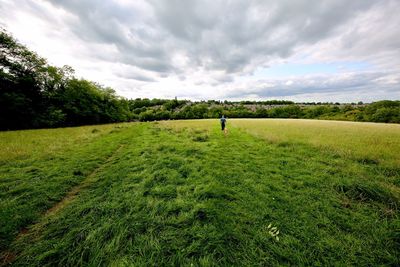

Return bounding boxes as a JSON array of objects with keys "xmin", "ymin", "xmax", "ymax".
[{"xmin": 267, "ymin": 223, "xmax": 280, "ymax": 241}]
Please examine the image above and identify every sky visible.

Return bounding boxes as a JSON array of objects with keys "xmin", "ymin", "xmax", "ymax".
[{"xmin": 1, "ymin": 0, "xmax": 399, "ymax": 102}]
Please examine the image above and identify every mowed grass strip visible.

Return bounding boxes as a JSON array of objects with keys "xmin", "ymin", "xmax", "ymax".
[{"xmin": 5, "ymin": 121, "xmax": 399, "ymax": 266}]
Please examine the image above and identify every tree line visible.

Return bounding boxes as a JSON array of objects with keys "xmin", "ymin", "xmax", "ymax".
[
  {"xmin": 1, "ymin": 29, "xmax": 399, "ymax": 130},
  {"xmin": 127, "ymin": 99, "xmax": 400, "ymax": 123}
]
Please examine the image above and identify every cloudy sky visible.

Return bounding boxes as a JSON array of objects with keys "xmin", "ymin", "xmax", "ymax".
[{"xmin": 1, "ymin": 0, "xmax": 399, "ymax": 102}]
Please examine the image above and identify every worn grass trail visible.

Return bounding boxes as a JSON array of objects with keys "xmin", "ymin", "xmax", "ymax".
[
  {"xmin": 3, "ymin": 122, "xmax": 398, "ymax": 266},
  {"xmin": 0, "ymin": 124, "xmax": 133, "ymax": 253}
]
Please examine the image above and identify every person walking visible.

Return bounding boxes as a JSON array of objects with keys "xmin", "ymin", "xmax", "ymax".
[{"xmin": 220, "ymin": 115, "xmax": 227, "ymax": 135}]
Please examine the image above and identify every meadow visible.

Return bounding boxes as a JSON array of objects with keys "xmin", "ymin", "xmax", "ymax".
[{"xmin": 0, "ymin": 119, "xmax": 399, "ymax": 266}]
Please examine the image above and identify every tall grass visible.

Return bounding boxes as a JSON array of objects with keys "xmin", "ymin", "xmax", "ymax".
[
  {"xmin": 0, "ymin": 123, "xmax": 130, "ymax": 163},
  {"xmin": 231, "ymin": 119, "xmax": 400, "ymax": 167},
  {"xmin": 0, "ymin": 119, "xmax": 398, "ymax": 266}
]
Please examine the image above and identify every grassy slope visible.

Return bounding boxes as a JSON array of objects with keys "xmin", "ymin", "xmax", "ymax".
[
  {"xmin": 0, "ymin": 120, "xmax": 399, "ymax": 266},
  {"xmin": 0, "ymin": 124, "xmax": 132, "ymax": 250}
]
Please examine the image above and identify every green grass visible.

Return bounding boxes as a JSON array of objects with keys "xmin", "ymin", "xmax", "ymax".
[
  {"xmin": 0, "ymin": 119, "xmax": 399, "ymax": 266},
  {"xmin": 231, "ymin": 119, "xmax": 400, "ymax": 167}
]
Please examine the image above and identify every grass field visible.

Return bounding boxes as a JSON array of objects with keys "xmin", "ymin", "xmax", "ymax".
[{"xmin": 0, "ymin": 119, "xmax": 399, "ymax": 266}]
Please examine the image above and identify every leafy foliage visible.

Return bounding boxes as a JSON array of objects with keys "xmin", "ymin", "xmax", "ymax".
[{"xmin": 0, "ymin": 29, "xmax": 131, "ymax": 130}]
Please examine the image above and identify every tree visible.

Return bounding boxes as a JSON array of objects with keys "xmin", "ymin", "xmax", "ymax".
[
  {"xmin": 1, "ymin": 28, "xmax": 49, "ymax": 129},
  {"xmin": 1, "ymin": 29, "xmax": 133, "ymax": 129}
]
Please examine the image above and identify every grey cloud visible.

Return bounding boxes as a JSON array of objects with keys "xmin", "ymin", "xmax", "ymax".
[
  {"xmin": 114, "ymin": 69, "xmax": 156, "ymax": 82},
  {"xmin": 44, "ymin": 0, "xmax": 175, "ymax": 73},
  {"xmin": 2, "ymin": 0, "xmax": 399, "ymax": 101},
  {"xmin": 148, "ymin": 0, "xmax": 378, "ymax": 73},
  {"xmin": 42, "ymin": 0, "xmax": 382, "ymax": 75},
  {"xmin": 227, "ymin": 72, "xmax": 398, "ymax": 98}
]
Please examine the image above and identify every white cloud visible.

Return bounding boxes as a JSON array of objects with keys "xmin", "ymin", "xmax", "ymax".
[{"xmin": 0, "ymin": 0, "xmax": 399, "ymax": 101}]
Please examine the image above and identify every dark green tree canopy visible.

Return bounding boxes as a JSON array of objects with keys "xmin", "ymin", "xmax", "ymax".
[{"xmin": 0, "ymin": 29, "xmax": 132, "ymax": 130}]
